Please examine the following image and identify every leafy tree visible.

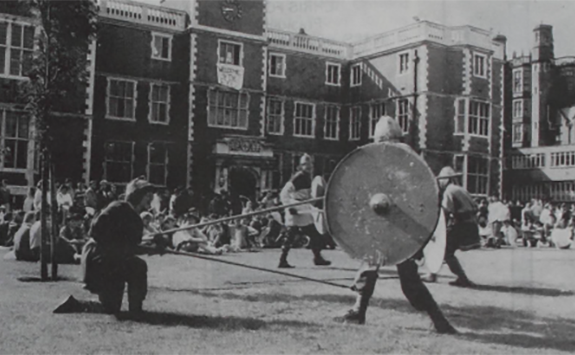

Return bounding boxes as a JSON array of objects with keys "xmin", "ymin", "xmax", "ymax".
[{"xmin": 17, "ymin": 0, "xmax": 97, "ymax": 280}]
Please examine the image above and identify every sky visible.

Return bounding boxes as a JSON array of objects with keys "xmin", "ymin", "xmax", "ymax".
[{"xmin": 138, "ymin": 0, "xmax": 575, "ymax": 58}]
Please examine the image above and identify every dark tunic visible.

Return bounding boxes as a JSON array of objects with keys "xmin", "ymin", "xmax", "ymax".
[{"xmin": 82, "ymin": 201, "xmax": 144, "ymax": 293}]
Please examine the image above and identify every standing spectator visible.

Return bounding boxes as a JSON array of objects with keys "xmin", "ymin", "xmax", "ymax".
[
  {"xmin": 97, "ymin": 180, "xmax": 113, "ymax": 211},
  {"xmin": 57, "ymin": 183, "xmax": 75, "ymax": 221},
  {"xmin": 510, "ymin": 201, "xmax": 523, "ymax": 226},
  {"xmin": 84, "ymin": 180, "xmax": 98, "ymax": 215},
  {"xmin": 0, "ymin": 179, "xmax": 11, "ymax": 212},
  {"xmin": 33, "ymin": 180, "xmax": 50, "ymax": 212},
  {"xmin": 23, "ymin": 187, "xmax": 35, "ymax": 213},
  {"xmin": 260, "ymin": 190, "xmax": 277, "ymax": 209}
]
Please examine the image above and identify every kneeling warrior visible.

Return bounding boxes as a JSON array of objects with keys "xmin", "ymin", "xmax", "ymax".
[{"xmin": 336, "ymin": 116, "xmax": 456, "ymax": 334}]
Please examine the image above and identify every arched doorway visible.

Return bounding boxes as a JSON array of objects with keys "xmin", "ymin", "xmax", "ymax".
[{"xmin": 228, "ymin": 166, "xmax": 258, "ymax": 214}]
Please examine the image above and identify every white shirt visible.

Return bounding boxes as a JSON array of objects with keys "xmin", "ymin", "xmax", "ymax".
[{"xmin": 30, "ymin": 221, "xmax": 42, "ymax": 250}]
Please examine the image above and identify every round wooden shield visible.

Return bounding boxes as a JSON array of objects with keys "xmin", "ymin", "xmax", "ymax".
[
  {"xmin": 422, "ymin": 209, "xmax": 447, "ymax": 274},
  {"xmin": 325, "ymin": 142, "xmax": 440, "ymax": 265}
]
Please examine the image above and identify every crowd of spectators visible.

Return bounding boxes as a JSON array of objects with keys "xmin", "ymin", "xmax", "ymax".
[
  {"xmin": 1, "ymin": 180, "xmax": 333, "ymax": 265},
  {"xmin": 477, "ymin": 197, "xmax": 575, "ymax": 249}
]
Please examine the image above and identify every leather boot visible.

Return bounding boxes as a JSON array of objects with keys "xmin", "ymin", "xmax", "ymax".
[
  {"xmin": 312, "ymin": 249, "xmax": 331, "ymax": 266},
  {"xmin": 445, "ymin": 256, "xmax": 475, "ymax": 288},
  {"xmin": 278, "ymin": 248, "xmax": 294, "ymax": 268}
]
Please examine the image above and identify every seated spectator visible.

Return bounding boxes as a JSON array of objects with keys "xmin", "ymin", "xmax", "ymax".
[
  {"xmin": 59, "ymin": 214, "xmax": 87, "ymax": 258},
  {"xmin": 500, "ymin": 220, "xmax": 518, "ymax": 247},
  {"xmin": 229, "ymin": 218, "xmax": 259, "ymax": 252},
  {"xmin": 29, "ymin": 211, "xmax": 45, "ymax": 259},
  {"xmin": 172, "ymin": 211, "xmax": 228, "ymax": 255},
  {"xmin": 13, "ymin": 212, "xmax": 38, "ymax": 262},
  {"xmin": 0, "ymin": 211, "xmax": 11, "ymax": 246}
]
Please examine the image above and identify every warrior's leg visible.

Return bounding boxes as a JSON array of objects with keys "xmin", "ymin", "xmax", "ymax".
[
  {"xmin": 98, "ymin": 274, "xmax": 125, "ymax": 314},
  {"xmin": 397, "ymin": 260, "xmax": 457, "ymax": 334},
  {"xmin": 336, "ymin": 265, "xmax": 378, "ymax": 324},
  {"xmin": 302, "ymin": 225, "xmax": 331, "ymax": 266},
  {"xmin": 444, "ymin": 233, "xmax": 474, "ymax": 287},
  {"xmin": 124, "ymin": 256, "xmax": 148, "ymax": 314},
  {"xmin": 278, "ymin": 227, "xmax": 297, "ymax": 268}
]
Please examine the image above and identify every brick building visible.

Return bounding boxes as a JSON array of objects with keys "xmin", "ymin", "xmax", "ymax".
[
  {"xmin": 506, "ymin": 24, "xmax": 575, "ymax": 202},
  {"xmin": 0, "ymin": 0, "xmax": 507, "ymax": 205}
]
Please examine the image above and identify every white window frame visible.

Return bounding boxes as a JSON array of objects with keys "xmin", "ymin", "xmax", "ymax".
[
  {"xmin": 103, "ymin": 141, "xmax": 135, "ymax": 183},
  {"xmin": 151, "ymin": 32, "xmax": 172, "ymax": 62},
  {"xmin": 106, "ymin": 77, "xmax": 138, "ymax": 121},
  {"xmin": 324, "ymin": 105, "xmax": 340, "ymax": 141},
  {"xmin": 398, "ymin": 51, "xmax": 410, "ymax": 75},
  {"xmin": 350, "ymin": 63, "xmax": 362, "ymax": 87},
  {"xmin": 293, "ymin": 101, "xmax": 315, "ymax": 138},
  {"xmin": 0, "ymin": 108, "xmax": 31, "ymax": 172},
  {"xmin": 397, "ymin": 99, "xmax": 410, "ymax": 133},
  {"xmin": 468, "ymin": 100, "xmax": 490, "ymax": 138},
  {"xmin": 349, "ymin": 106, "xmax": 361, "ymax": 141},
  {"xmin": 513, "ymin": 68, "xmax": 523, "ymax": 95},
  {"xmin": 325, "ymin": 62, "xmax": 341, "ymax": 86},
  {"xmin": 513, "ymin": 99, "xmax": 523, "ymax": 120},
  {"xmin": 473, "ymin": 52, "xmax": 487, "ymax": 78},
  {"xmin": 266, "ymin": 97, "xmax": 284, "ymax": 135},
  {"xmin": 369, "ymin": 102, "xmax": 386, "ymax": 138},
  {"xmin": 217, "ymin": 39, "xmax": 243, "ymax": 66},
  {"xmin": 268, "ymin": 52, "xmax": 286, "ymax": 78},
  {"xmin": 147, "ymin": 142, "xmax": 169, "ymax": 186},
  {"xmin": 0, "ymin": 20, "xmax": 35, "ymax": 80},
  {"xmin": 207, "ymin": 88, "xmax": 250, "ymax": 130},
  {"xmin": 148, "ymin": 82, "xmax": 171, "ymax": 125}
]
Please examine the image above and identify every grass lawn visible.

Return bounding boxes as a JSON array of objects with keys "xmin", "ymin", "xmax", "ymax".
[{"xmin": 1, "ymin": 246, "xmax": 575, "ymax": 354}]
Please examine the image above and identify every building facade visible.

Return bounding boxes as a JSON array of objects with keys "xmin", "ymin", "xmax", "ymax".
[
  {"xmin": 506, "ymin": 24, "xmax": 575, "ymax": 202},
  {"xmin": 0, "ymin": 0, "xmax": 507, "ymax": 205}
]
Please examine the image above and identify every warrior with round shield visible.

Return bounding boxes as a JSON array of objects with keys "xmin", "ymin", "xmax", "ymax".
[
  {"xmin": 334, "ymin": 116, "xmax": 456, "ymax": 334},
  {"xmin": 278, "ymin": 153, "xmax": 331, "ymax": 268},
  {"xmin": 420, "ymin": 166, "xmax": 480, "ymax": 287}
]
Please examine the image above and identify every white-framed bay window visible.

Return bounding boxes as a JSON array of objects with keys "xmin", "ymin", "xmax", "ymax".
[
  {"xmin": 351, "ymin": 63, "xmax": 362, "ymax": 87},
  {"xmin": 0, "ymin": 20, "xmax": 34, "ymax": 78},
  {"xmin": 513, "ymin": 99, "xmax": 523, "ymax": 119},
  {"xmin": 326, "ymin": 62, "xmax": 341, "ymax": 86},
  {"xmin": 104, "ymin": 141, "xmax": 134, "ymax": 183},
  {"xmin": 106, "ymin": 78, "xmax": 137, "ymax": 121},
  {"xmin": 512, "ymin": 123, "xmax": 524, "ymax": 144},
  {"xmin": 208, "ymin": 88, "xmax": 249, "ymax": 129},
  {"xmin": 473, "ymin": 52, "xmax": 487, "ymax": 78},
  {"xmin": 324, "ymin": 105, "xmax": 339, "ymax": 140},
  {"xmin": 147, "ymin": 142, "xmax": 169, "ymax": 186},
  {"xmin": 148, "ymin": 83, "xmax": 170, "ymax": 124},
  {"xmin": 266, "ymin": 97, "xmax": 284, "ymax": 135},
  {"xmin": 269, "ymin": 52, "xmax": 286, "ymax": 78},
  {"xmin": 293, "ymin": 102, "xmax": 315, "ymax": 138}
]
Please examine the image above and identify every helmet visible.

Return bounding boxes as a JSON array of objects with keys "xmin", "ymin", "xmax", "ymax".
[
  {"xmin": 373, "ymin": 116, "xmax": 403, "ymax": 143},
  {"xmin": 436, "ymin": 166, "xmax": 462, "ymax": 180}
]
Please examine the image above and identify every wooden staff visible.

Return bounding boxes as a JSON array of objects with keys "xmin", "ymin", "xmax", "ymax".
[{"xmin": 143, "ymin": 197, "xmax": 323, "ymax": 240}]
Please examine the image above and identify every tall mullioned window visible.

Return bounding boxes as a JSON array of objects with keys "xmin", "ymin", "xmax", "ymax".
[
  {"xmin": 208, "ymin": 89, "xmax": 249, "ymax": 129},
  {"xmin": 324, "ymin": 105, "xmax": 339, "ymax": 140},
  {"xmin": 468, "ymin": 101, "xmax": 490, "ymax": 137},
  {"xmin": 104, "ymin": 141, "xmax": 134, "ymax": 183},
  {"xmin": 149, "ymin": 83, "xmax": 170, "ymax": 124},
  {"xmin": 0, "ymin": 109, "xmax": 30, "ymax": 170},
  {"xmin": 369, "ymin": 103, "xmax": 385, "ymax": 138},
  {"xmin": 397, "ymin": 99, "xmax": 409, "ymax": 133},
  {"xmin": 351, "ymin": 63, "xmax": 362, "ymax": 87},
  {"xmin": 467, "ymin": 156, "xmax": 489, "ymax": 195},
  {"xmin": 148, "ymin": 142, "xmax": 169, "ymax": 186},
  {"xmin": 294, "ymin": 102, "xmax": 315, "ymax": 137},
  {"xmin": 349, "ymin": 106, "xmax": 361, "ymax": 141},
  {"xmin": 267, "ymin": 98, "xmax": 284, "ymax": 135},
  {"xmin": 0, "ymin": 21, "xmax": 34, "ymax": 77},
  {"xmin": 107, "ymin": 78, "xmax": 137, "ymax": 120},
  {"xmin": 326, "ymin": 62, "xmax": 341, "ymax": 86}
]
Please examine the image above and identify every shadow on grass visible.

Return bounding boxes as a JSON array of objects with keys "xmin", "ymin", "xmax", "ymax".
[
  {"xmin": 115, "ymin": 311, "xmax": 317, "ymax": 331},
  {"xmin": 443, "ymin": 304, "xmax": 575, "ymax": 352},
  {"xmin": 152, "ymin": 287, "xmax": 575, "ymax": 352}
]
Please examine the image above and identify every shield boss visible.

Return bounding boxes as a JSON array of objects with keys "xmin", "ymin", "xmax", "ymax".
[{"xmin": 325, "ymin": 142, "xmax": 440, "ymax": 265}]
